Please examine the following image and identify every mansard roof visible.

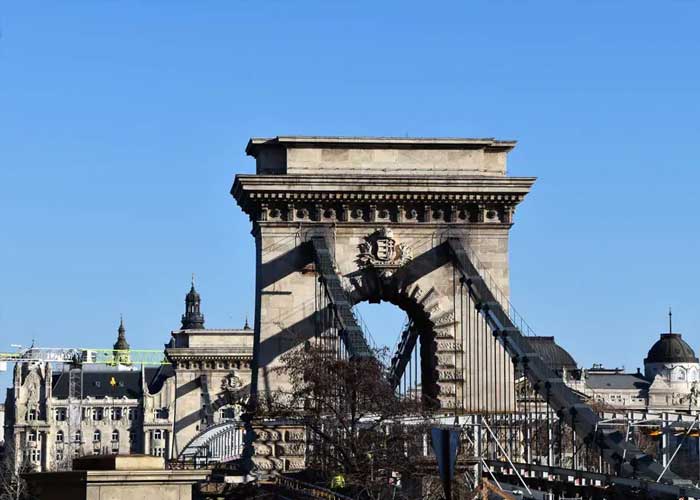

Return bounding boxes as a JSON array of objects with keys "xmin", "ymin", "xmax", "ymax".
[
  {"xmin": 51, "ymin": 365, "xmax": 174, "ymax": 399},
  {"xmin": 586, "ymin": 372, "xmax": 650, "ymax": 391}
]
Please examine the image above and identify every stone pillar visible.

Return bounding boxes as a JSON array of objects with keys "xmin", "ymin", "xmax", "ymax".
[{"xmin": 144, "ymin": 430, "xmax": 151, "ymax": 456}]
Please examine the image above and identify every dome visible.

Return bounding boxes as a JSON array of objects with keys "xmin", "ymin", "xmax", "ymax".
[
  {"xmin": 644, "ymin": 333, "xmax": 698, "ymax": 364},
  {"xmin": 525, "ymin": 336, "xmax": 578, "ymax": 373}
]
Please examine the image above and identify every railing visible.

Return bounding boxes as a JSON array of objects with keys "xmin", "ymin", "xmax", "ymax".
[
  {"xmin": 275, "ymin": 474, "xmax": 354, "ymax": 500},
  {"xmin": 177, "ymin": 422, "xmax": 245, "ymax": 467},
  {"xmin": 451, "ymin": 237, "xmax": 536, "ymax": 337}
]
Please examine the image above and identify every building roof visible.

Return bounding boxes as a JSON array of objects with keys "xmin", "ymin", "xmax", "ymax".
[
  {"xmin": 525, "ymin": 336, "xmax": 578, "ymax": 373},
  {"xmin": 645, "ymin": 333, "xmax": 698, "ymax": 364},
  {"xmin": 586, "ymin": 372, "xmax": 650, "ymax": 391},
  {"xmin": 51, "ymin": 365, "xmax": 174, "ymax": 399},
  {"xmin": 245, "ymin": 136, "xmax": 517, "ymax": 156}
]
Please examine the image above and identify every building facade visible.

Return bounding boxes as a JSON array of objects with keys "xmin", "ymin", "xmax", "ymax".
[
  {"xmin": 2, "ymin": 283, "xmax": 253, "ymax": 472},
  {"xmin": 530, "ymin": 321, "xmax": 700, "ymax": 412}
]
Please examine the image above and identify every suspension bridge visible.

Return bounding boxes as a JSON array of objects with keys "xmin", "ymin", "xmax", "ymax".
[{"xmin": 173, "ymin": 233, "xmax": 700, "ymax": 499}]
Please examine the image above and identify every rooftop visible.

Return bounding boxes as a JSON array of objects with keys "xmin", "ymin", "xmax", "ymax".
[
  {"xmin": 586, "ymin": 372, "xmax": 650, "ymax": 391},
  {"xmin": 244, "ymin": 135, "xmax": 519, "ymax": 177},
  {"xmin": 246, "ymin": 135, "xmax": 516, "ymax": 155}
]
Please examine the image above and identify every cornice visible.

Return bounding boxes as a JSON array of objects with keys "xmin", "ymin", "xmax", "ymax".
[
  {"xmin": 165, "ymin": 347, "xmax": 253, "ymax": 361},
  {"xmin": 246, "ymin": 136, "xmax": 517, "ymax": 155},
  {"xmin": 232, "ymin": 174, "xmax": 535, "ymax": 198},
  {"xmin": 232, "ymin": 175, "xmax": 535, "ymax": 226}
]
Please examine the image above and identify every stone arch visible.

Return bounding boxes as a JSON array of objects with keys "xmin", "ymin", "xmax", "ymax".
[{"xmin": 344, "ymin": 266, "xmax": 457, "ymax": 404}]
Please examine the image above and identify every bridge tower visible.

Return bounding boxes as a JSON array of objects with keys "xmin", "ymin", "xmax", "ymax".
[{"xmin": 232, "ymin": 136, "xmax": 534, "ymax": 412}]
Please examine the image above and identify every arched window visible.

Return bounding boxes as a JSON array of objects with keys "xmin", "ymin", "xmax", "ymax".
[
  {"xmin": 111, "ymin": 430, "xmax": 119, "ymax": 442},
  {"xmin": 93, "ymin": 430, "xmax": 101, "ymax": 442},
  {"xmin": 675, "ymin": 367, "xmax": 687, "ymax": 381},
  {"xmin": 56, "ymin": 430, "xmax": 64, "ymax": 443}
]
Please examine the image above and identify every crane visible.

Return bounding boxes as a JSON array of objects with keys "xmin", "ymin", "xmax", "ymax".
[{"xmin": 0, "ymin": 344, "xmax": 169, "ymax": 371}]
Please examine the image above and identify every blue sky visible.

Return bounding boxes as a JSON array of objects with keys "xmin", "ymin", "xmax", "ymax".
[{"xmin": 2, "ymin": 1, "xmax": 700, "ymax": 392}]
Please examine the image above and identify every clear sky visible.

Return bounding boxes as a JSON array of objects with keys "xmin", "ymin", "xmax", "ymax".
[{"xmin": 2, "ymin": 1, "xmax": 700, "ymax": 393}]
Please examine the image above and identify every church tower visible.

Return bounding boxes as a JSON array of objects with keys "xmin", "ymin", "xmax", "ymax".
[
  {"xmin": 181, "ymin": 276, "xmax": 205, "ymax": 330},
  {"xmin": 113, "ymin": 316, "xmax": 131, "ymax": 365}
]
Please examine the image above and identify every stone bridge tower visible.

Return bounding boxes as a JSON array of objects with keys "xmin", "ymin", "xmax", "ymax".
[{"xmin": 233, "ymin": 136, "xmax": 534, "ymax": 412}]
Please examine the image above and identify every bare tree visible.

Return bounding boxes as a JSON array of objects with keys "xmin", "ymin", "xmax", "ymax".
[
  {"xmin": 258, "ymin": 342, "xmax": 430, "ymax": 499},
  {"xmin": 0, "ymin": 442, "xmax": 34, "ymax": 500}
]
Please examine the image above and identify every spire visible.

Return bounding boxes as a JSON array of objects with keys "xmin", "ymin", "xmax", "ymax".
[
  {"xmin": 244, "ymin": 314, "xmax": 251, "ymax": 330},
  {"xmin": 113, "ymin": 316, "xmax": 131, "ymax": 365},
  {"xmin": 181, "ymin": 275, "xmax": 205, "ymax": 329},
  {"xmin": 669, "ymin": 307, "xmax": 673, "ymax": 334}
]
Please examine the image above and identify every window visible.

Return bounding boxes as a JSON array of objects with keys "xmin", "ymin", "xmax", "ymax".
[
  {"xmin": 155, "ymin": 408, "xmax": 169, "ymax": 419},
  {"xmin": 93, "ymin": 430, "xmax": 101, "ymax": 443},
  {"xmin": 111, "ymin": 407, "xmax": 122, "ymax": 421},
  {"xmin": 27, "ymin": 408, "xmax": 37, "ymax": 421},
  {"xmin": 153, "ymin": 447, "xmax": 164, "ymax": 457},
  {"xmin": 218, "ymin": 406, "xmax": 236, "ymax": 421},
  {"xmin": 111, "ymin": 430, "xmax": 119, "ymax": 442},
  {"xmin": 74, "ymin": 431, "xmax": 82, "ymax": 443},
  {"xmin": 153, "ymin": 429, "xmax": 163, "ymax": 440},
  {"xmin": 56, "ymin": 448, "xmax": 64, "ymax": 462},
  {"xmin": 92, "ymin": 408, "xmax": 104, "ymax": 421},
  {"xmin": 92, "ymin": 448, "xmax": 101, "ymax": 456},
  {"xmin": 56, "ymin": 430, "xmax": 64, "ymax": 443},
  {"xmin": 129, "ymin": 431, "xmax": 136, "ymax": 442},
  {"xmin": 128, "ymin": 408, "xmax": 137, "ymax": 420},
  {"xmin": 54, "ymin": 408, "xmax": 67, "ymax": 421},
  {"xmin": 27, "ymin": 430, "xmax": 38, "ymax": 442},
  {"xmin": 29, "ymin": 449, "xmax": 41, "ymax": 462}
]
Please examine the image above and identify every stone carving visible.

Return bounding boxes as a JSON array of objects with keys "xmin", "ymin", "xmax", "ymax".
[
  {"xmin": 221, "ymin": 372, "xmax": 242, "ymax": 393},
  {"xmin": 253, "ymin": 443, "xmax": 272, "ymax": 456},
  {"xmin": 437, "ymin": 341, "xmax": 462, "ymax": 351},
  {"xmin": 276, "ymin": 442, "xmax": 305, "ymax": 456},
  {"xmin": 256, "ymin": 429, "xmax": 281, "ymax": 441},
  {"xmin": 358, "ymin": 227, "xmax": 412, "ymax": 277},
  {"xmin": 286, "ymin": 430, "xmax": 305, "ymax": 441},
  {"xmin": 286, "ymin": 458, "xmax": 306, "ymax": 470},
  {"xmin": 25, "ymin": 371, "xmax": 41, "ymax": 405},
  {"xmin": 437, "ymin": 354, "xmax": 455, "ymax": 367},
  {"xmin": 252, "ymin": 457, "xmax": 275, "ymax": 469}
]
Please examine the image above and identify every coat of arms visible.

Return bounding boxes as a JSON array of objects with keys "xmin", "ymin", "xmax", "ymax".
[
  {"xmin": 222, "ymin": 372, "xmax": 242, "ymax": 393},
  {"xmin": 358, "ymin": 227, "xmax": 412, "ymax": 277}
]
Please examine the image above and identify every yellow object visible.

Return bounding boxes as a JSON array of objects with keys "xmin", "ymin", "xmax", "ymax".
[
  {"xmin": 110, "ymin": 376, "xmax": 117, "ymax": 388},
  {"xmin": 330, "ymin": 474, "xmax": 345, "ymax": 490}
]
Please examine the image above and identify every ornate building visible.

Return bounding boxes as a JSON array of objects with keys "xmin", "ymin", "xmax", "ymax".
[
  {"xmin": 2, "ymin": 282, "xmax": 253, "ymax": 472},
  {"xmin": 535, "ymin": 314, "xmax": 700, "ymax": 411}
]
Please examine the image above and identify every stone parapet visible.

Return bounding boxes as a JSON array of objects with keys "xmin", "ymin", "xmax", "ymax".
[{"xmin": 245, "ymin": 136, "xmax": 516, "ymax": 176}]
